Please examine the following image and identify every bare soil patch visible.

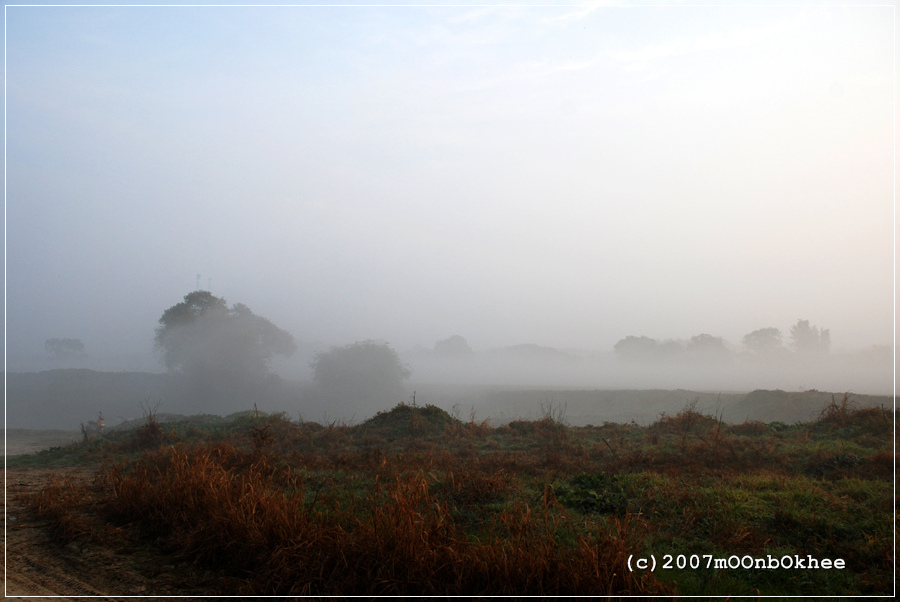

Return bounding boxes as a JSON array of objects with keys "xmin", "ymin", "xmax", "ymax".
[
  {"xmin": 5, "ymin": 429, "xmax": 80, "ymax": 457},
  {"xmin": 4, "ymin": 466, "xmax": 214, "ymax": 598}
]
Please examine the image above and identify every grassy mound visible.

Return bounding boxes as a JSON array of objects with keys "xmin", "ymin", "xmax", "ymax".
[
  {"xmin": 356, "ymin": 402, "xmax": 463, "ymax": 440},
  {"xmin": 728, "ymin": 389, "xmax": 888, "ymax": 424}
]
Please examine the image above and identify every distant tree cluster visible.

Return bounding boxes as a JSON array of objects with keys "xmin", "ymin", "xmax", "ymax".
[
  {"xmin": 613, "ymin": 334, "xmax": 731, "ymax": 363},
  {"xmin": 45, "ymin": 337, "xmax": 88, "ymax": 362},
  {"xmin": 614, "ymin": 319, "xmax": 831, "ymax": 363},
  {"xmin": 686, "ymin": 333, "xmax": 731, "ymax": 363},
  {"xmin": 613, "ymin": 335, "xmax": 659, "ymax": 359},
  {"xmin": 789, "ymin": 319, "xmax": 831, "ymax": 354},
  {"xmin": 310, "ymin": 340, "xmax": 411, "ymax": 405},
  {"xmin": 433, "ymin": 335, "xmax": 474, "ymax": 359},
  {"xmin": 742, "ymin": 327, "xmax": 785, "ymax": 357}
]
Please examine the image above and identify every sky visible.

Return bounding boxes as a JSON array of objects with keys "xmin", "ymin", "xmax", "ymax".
[{"xmin": 4, "ymin": 1, "xmax": 895, "ymax": 374}]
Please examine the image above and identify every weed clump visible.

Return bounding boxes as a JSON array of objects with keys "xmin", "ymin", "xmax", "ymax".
[
  {"xmin": 804, "ymin": 451, "xmax": 865, "ymax": 480},
  {"xmin": 810, "ymin": 394, "xmax": 892, "ymax": 437},
  {"xmin": 20, "ymin": 474, "xmax": 101, "ymax": 544},
  {"xmin": 650, "ymin": 397, "xmax": 720, "ymax": 437},
  {"xmin": 727, "ymin": 420, "xmax": 769, "ymax": 437},
  {"xmin": 128, "ymin": 400, "xmax": 165, "ymax": 451},
  {"xmin": 556, "ymin": 472, "xmax": 628, "ymax": 516},
  {"xmin": 814, "ymin": 393, "xmax": 859, "ymax": 428}
]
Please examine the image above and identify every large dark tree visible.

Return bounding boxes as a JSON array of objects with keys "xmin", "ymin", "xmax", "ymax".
[{"xmin": 154, "ymin": 291, "xmax": 297, "ymax": 380}]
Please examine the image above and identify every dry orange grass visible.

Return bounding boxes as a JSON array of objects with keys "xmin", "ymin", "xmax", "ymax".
[
  {"xmin": 95, "ymin": 443, "xmax": 673, "ymax": 596},
  {"xmin": 17, "ymin": 398, "xmax": 893, "ymax": 596},
  {"xmin": 22, "ymin": 476, "xmax": 97, "ymax": 543}
]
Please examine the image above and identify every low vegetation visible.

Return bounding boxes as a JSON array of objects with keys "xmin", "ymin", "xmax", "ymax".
[{"xmin": 13, "ymin": 394, "xmax": 895, "ymax": 596}]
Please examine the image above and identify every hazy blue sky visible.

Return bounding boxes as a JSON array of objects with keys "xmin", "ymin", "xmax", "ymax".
[{"xmin": 5, "ymin": 1, "xmax": 895, "ymax": 369}]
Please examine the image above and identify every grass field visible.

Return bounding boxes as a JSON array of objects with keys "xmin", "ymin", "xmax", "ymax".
[{"xmin": 11, "ymin": 393, "xmax": 895, "ymax": 597}]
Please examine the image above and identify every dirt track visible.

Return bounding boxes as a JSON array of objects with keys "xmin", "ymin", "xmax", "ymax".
[
  {"xmin": 4, "ymin": 466, "xmax": 214, "ymax": 599},
  {"xmin": 5, "ymin": 429, "xmax": 81, "ymax": 457}
]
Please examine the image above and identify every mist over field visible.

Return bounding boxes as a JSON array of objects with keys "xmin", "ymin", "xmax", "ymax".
[
  {"xmin": 5, "ymin": 3, "xmax": 895, "ymax": 429},
  {"xmin": 5, "ymin": 332, "xmax": 893, "ymax": 430}
]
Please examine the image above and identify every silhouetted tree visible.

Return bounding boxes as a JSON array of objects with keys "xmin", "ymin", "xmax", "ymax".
[
  {"xmin": 789, "ymin": 319, "xmax": 830, "ymax": 354},
  {"xmin": 434, "ymin": 335, "xmax": 474, "ymax": 359},
  {"xmin": 613, "ymin": 335, "xmax": 659, "ymax": 360},
  {"xmin": 154, "ymin": 291, "xmax": 297, "ymax": 380},
  {"xmin": 687, "ymin": 333, "xmax": 732, "ymax": 363},
  {"xmin": 742, "ymin": 327, "xmax": 785, "ymax": 357},
  {"xmin": 311, "ymin": 340, "xmax": 410, "ymax": 405},
  {"xmin": 657, "ymin": 339, "xmax": 687, "ymax": 361}
]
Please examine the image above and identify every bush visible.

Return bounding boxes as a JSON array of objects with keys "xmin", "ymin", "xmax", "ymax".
[{"xmin": 310, "ymin": 340, "xmax": 411, "ymax": 406}]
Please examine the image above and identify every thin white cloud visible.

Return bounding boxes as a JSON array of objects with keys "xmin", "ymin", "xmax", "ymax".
[
  {"xmin": 445, "ymin": 5, "xmax": 510, "ymax": 25},
  {"xmin": 542, "ymin": 1, "xmax": 611, "ymax": 23},
  {"xmin": 609, "ymin": 18, "xmax": 797, "ymax": 70},
  {"xmin": 514, "ymin": 56, "xmax": 599, "ymax": 78}
]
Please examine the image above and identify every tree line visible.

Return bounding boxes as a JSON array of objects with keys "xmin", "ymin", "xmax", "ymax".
[
  {"xmin": 613, "ymin": 320, "xmax": 831, "ymax": 363},
  {"xmin": 45, "ymin": 290, "xmax": 836, "ymax": 408}
]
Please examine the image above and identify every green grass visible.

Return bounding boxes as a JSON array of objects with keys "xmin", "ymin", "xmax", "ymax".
[{"xmin": 13, "ymin": 396, "xmax": 895, "ymax": 596}]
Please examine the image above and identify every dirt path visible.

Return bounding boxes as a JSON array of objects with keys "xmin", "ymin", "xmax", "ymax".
[
  {"xmin": 5, "ymin": 429, "xmax": 81, "ymax": 458},
  {"xmin": 4, "ymin": 466, "xmax": 213, "ymax": 599}
]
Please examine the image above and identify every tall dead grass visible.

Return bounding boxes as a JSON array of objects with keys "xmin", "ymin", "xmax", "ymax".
[
  {"xmin": 22, "ymin": 476, "xmax": 96, "ymax": 543},
  {"xmin": 96, "ymin": 443, "xmax": 672, "ymax": 596}
]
